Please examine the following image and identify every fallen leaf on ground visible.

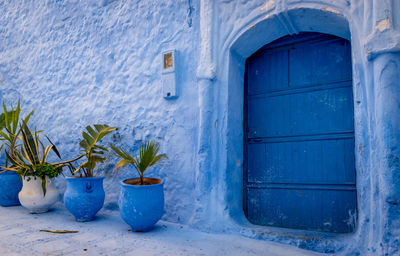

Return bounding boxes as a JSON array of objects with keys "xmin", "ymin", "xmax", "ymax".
[{"xmin": 39, "ymin": 229, "xmax": 79, "ymax": 233}]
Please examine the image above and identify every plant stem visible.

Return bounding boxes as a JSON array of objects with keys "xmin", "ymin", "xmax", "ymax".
[{"xmin": 140, "ymin": 175, "xmax": 144, "ymax": 185}]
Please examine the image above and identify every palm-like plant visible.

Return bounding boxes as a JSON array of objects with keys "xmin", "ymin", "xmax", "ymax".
[
  {"xmin": 0, "ymin": 100, "xmax": 33, "ymax": 167},
  {"xmin": 74, "ymin": 124, "xmax": 117, "ymax": 177},
  {"xmin": 110, "ymin": 140, "xmax": 168, "ymax": 185}
]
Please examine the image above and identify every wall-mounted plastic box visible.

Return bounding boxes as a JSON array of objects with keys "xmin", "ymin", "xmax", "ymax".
[{"xmin": 162, "ymin": 50, "xmax": 177, "ymax": 99}]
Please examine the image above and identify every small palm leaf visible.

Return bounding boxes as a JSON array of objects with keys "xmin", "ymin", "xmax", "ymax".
[
  {"xmin": 79, "ymin": 140, "xmax": 89, "ymax": 151},
  {"xmin": 111, "ymin": 141, "xmax": 168, "ymax": 184},
  {"xmin": 76, "ymin": 124, "xmax": 117, "ymax": 177},
  {"xmin": 115, "ymin": 159, "xmax": 132, "ymax": 170},
  {"xmin": 94, "ymin": 144, "xmax": 108, "ymax": 152},
  {"xmin": 80, "ymin": 125, "xmax": 117, "ymax": 152},
  {"xmin": 82, "ymin": 132, "xmax": 94, "ymax": 151},
  {"xmin": 135, "ymin": 141, "xmax": 168, "ymax": 175},
  {"xmin": 110, "ymin": 144, "xmax": 136, "ymax": 176},
  {"xmin": 86, "ymin": 126, "xmax": 98, "ymax": 140},
  {"xmin": 93, "ymin": 125, "xmax": 116, "ymax": 141},
  {"xmin": 110, "ymin": 144, "xmax": 135, "ymax": 162},
  {"xmin": 91, "ymin": 149, "xmax": 104, "ymax": 155}
]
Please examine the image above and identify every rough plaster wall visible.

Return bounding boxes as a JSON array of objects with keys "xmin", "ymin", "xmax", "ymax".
[
  {"xmin": 2, "ymin": 0, "xmax": 400, "ymax": 255},
  {"xmin": 210, "ymin": 0, "xmax": 400, "ymax": 255},
  {"xmin": 0, "ymin": 0, "xmax": 199, "ymax": 224}
]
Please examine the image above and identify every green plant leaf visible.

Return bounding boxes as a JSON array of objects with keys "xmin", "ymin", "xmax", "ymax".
[
  {"xmin": 110, "ymin": 141, "xmax": 167, "ymax": 182},
  {"xmin": 4, "ymin": 149, "xmax": 24, "ymax": 168},
  {"xmin": 136, "ymin": 141, "xmax": 168, "ymax": 175},
  {"xmin": 93, "ymin": 144, "xmax": 108, "ymax": 152},
  {"xmin": 79, "ymin": 140, "xmax": 89, "ymax": 150},
  {"xmin": 115, "ymin": 159, "xmax": 131, "ymax": 169},
  {"xmin": 82, "ymin": 131, "xmax": 94, "ymax": 149},
  {"xmin": 0, "ymin": 130, "xmax": 11, "ymax": 142},
  {"xmin": 45, "ymin": 135, "xmax": 61, "ymax": 159},
  {"xmin": 110, "ymin": 144, "xmax": 135, "ymax": 163},
  {"xmin": 22, "ymin": 110, "xmax": 34, "ymax": 128},
  {"xmin": 93, "ymin": 125, "xmax": 117, "ymax": 144},
  {"xmin": 42, "ymin": 145, "xmax": 53, "ymax": 163},
  {"xmin": 41, "ymin": 176, "xmax": 47, "ymax": 196},
  {"xmin": 91, "ymin": 149, "xmax": 104, "ymax": 155},
  {"xmin": 9, "ymin": 126, "xmax": 22, "ymax": 157},
  {"xmin": 21, "ymin": 122, "xmax": 39, "ymax": 165},
  {"xmin": 86, "ymin": 125, "xmax": 97, "ymax": 139},
  {"xmin": 39, "ymin": 138, "xmax": 46, "ymax": 163},
  {"xmin": 14, "ymin": 150, "xmax": 26, "ymax": 166},
  {"xmin": 0, "ymin": 112, "xmax": 6, "ymax": 130},
  {"xmin": 75, "ymin": 124, "xmax": 117, "ymax": 177},
  {"xmin": 3, "ymin": 102, "xmax": 10, "ymax": 132},
  {"xmin": 11, "ymin": 100, "xmax": 21, "ymax": 134}
]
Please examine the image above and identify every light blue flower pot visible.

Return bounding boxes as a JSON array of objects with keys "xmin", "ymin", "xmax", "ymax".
[
  {"xmin": 0, "ymin": 171, "xmax": 22, "ymax": 207},
  {"xmin": 64, "ymin": 176, "xmax": 105, "ymax": 222},
  {"xmin": 119, "ymin": 178, "xmax": 164, "ymax": 232}
]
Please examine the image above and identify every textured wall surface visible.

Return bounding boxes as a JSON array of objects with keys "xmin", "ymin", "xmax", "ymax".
[
  {"xmin": 1, "ymin": 0, "xmax": 400, "ymax": 255},
  {"xmin": 194, "ymin": 0, "xmax": 400, "ymax": 255},
  {"xmin": 0, "ymin": 0, "xmax": 200, "ymax": 224}
]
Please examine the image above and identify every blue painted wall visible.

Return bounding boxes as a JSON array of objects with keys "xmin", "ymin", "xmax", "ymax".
[
  {"xmin": 1, "ymin": 0, "xmax": 400, "ymax": 255},
  {"xmin": 0, "ymin": 0, "xmax": 200, "ymax": 224}
]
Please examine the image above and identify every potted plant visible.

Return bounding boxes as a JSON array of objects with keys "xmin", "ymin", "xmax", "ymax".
[
  {"xmin": 4, "ymin": 122, "xmax": 76, "ymax": 213},
  {"xmin": 0, "ymin": 100, "xmax": 33, "ymax": 207},
  {"xmin": 110, "ymin": 140, "xmax": 168, "ymax": 231},
  {"xmin": 64, "ymin": 124, "xmax": 117, "ymax": 222}
]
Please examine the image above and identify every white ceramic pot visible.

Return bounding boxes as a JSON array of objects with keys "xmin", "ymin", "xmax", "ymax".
[{"xmin": 19, "ymin": 176, "xmax": 59, "ymax": 213}]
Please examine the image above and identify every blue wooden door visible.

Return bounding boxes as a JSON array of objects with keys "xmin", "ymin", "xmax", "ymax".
[{"xmin": 244, "ymin": 33, "xmax": 356, "ymax": 233}]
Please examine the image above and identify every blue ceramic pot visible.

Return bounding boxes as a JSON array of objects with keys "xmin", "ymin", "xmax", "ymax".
[
  {"xmin": 119, "ymin": 178, "xmax": 164, "ymax": 231},
  {"xmin": 64, "ymin": 176, "xmax": 105, "ymax": 222},
  {"xmin": 0, "ymin": 171, "xmax": 22, "ymax": 207}
]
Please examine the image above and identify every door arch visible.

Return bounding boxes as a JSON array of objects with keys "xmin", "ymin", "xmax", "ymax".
[{"xmin": 243, "ymin": 32, "xmax": 356, "ymax": 233}]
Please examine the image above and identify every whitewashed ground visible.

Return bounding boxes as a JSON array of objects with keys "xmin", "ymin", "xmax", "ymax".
[{"xmin": 0, "ymin": 203, "xmax": 324, "ymax": 256}]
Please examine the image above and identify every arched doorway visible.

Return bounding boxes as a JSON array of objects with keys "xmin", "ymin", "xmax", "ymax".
[{"xmin": 243, "ymin": 32, "xmax": 356, "ymax": 233}]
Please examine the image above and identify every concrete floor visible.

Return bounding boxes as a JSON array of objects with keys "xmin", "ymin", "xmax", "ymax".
[{"xmin": 0, "ymin": 203, "xmax": 325, "ymax": 256}]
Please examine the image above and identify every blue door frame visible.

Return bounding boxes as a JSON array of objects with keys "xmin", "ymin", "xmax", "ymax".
[{"xmin": 243, "ymin": 32, "xmax": 357, "ymax": 233}]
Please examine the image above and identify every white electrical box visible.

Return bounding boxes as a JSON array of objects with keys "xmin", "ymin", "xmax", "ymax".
[{"xmin": 162, "ymin": 50, "xmax": 177, "ymax": 99}]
